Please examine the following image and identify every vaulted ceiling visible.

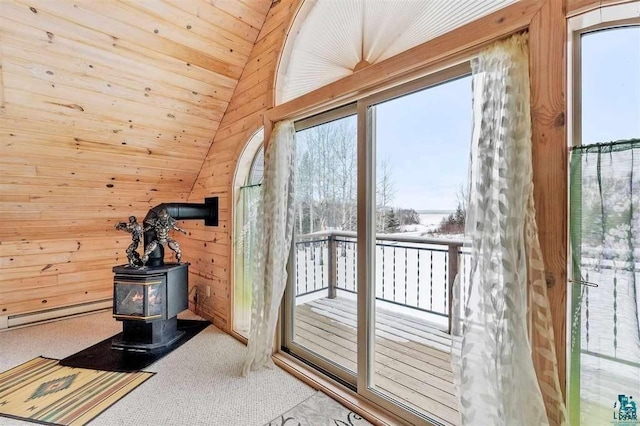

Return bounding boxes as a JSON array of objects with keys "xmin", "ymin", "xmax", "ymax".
[
  {"xmin": 0, "ymin": 0, "xmax": 274, "ymax": 316},
  {"xmin": 1, "ymin": 0, "xmax": 272, "ymax": 240}
]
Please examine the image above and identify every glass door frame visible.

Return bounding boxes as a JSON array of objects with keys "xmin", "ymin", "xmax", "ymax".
[
  {"xmin": 281, "ymin": 103, "xmax": 359, "ymax": 388},
  {"xmin": 281, "ymin": 62, "xmax": 471, "ymax": 425},
  {"xmin": 566, "ymin": 4, "xmax": 640, "ymax": 424},
  {"xmin": 357, "ymin": 63, "xmax": 470, "ymax": 426}
]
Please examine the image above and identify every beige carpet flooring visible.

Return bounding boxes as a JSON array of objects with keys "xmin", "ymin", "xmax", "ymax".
[{"xmin": 0, "ymin": 310, "xmax": 318, "ymax": 426}]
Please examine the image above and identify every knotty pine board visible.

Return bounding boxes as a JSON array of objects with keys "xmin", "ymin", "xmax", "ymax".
[
  {"xmin": 182, "ymin": 0, "xmax": 300, "ymax": 330},
  {"xmin": 0, "ymin": 0, "xmax": 269, "ymax": 317}
]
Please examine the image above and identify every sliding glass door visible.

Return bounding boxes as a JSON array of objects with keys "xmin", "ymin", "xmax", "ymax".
[
  {"xmin": 282, "ymin": 65, "xmax": 471, "ymax": 425},
  {"xmin": 362, "ymin": 71, "xmax": 471, "ymax": 425},
  {"xmin": 283, "ymin": 107, "xmax": 359, "ymax": 385},
  {"xmin": 569, "ymin": 22, "xmax": 640, "ymax": 426}
]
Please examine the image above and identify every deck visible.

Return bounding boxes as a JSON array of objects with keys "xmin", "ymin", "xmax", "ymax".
[{"xmin": 294, "ymin": 296, "xmax": 460, "ymax": 425}]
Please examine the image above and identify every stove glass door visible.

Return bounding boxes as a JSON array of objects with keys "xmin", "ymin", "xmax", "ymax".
[{"xmin": 115, "ymin": 283, "xmax": 145, "ymax": 317}]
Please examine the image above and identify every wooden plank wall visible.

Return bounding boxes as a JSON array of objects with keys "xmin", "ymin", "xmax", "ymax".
[
  {"xmin": 0, "ymin": 0, "xmax": 272, "ymax": 318},
  {"xmin": 185, "ymin": 0, "xmax": 301, "ymax": 330}
]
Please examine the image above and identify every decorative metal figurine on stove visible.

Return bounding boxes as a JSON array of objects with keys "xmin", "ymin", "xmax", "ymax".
[
  {"xmin": 115, "ymin": 216, "xmax": 144, "ymax": 267},
  {"xmin": 141, "ymin": 207, "xmax": 187, "ymax": 265}
]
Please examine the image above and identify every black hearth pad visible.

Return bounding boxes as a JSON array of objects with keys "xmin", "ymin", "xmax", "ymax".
[{"xmin": 59, "ymin": 319, "xmax": 210, "ymax": 372}]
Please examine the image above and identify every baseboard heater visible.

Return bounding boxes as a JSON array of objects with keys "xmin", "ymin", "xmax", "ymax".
[{"xmin": 0, "ymin": 299, "xmax": 112, "ymax": 331}]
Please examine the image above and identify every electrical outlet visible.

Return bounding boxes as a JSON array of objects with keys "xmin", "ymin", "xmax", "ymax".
[{"xmin": 206, "ymin": 286, "xmax": 211, "ymax": 297}]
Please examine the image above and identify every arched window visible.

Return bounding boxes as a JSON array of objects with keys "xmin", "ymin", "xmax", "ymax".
[
  {"xmin": 275, "ymin": 0, "xmax": 516, "ymax": 104},
  {"xmin": 247, "ymin": 146, "xmax": 264, "ymax": 186},
  {"xmin": 233, "ymin": 130, "xmax": 264, "ymax": 338}
]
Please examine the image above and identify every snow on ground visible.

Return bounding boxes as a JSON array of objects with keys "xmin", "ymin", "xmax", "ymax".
[
  {"xmin": 399, "ymin": 223, "xmax": 432, "ymax": 234},
  {"xmin": 398, "ymin": 213, "xmax": 464, "ymax": 240},
  {"xmin": 402, "ymin": 213, "xmax": 448, "ymax": 235},
  {"xmin": 398, "ymin": 213, "xmax": 464, "ymax": 241}
]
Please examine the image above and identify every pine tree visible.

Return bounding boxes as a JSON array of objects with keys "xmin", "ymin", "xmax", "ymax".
[{"xmin": 384, "ymin": 209, "xmax": 401, "ymax": 233}]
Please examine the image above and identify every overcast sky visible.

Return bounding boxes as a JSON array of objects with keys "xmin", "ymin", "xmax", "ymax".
[
  {"xmin": 374, "ymin": 26, "xmax": 639, "ymax": 212},
  {"xmin": 376, "ymin": 75, "xmax": 472, "ymax": 211},
  {"xmin": 581, "ymin": 27, "xmax": 640, "ymax": 145}
]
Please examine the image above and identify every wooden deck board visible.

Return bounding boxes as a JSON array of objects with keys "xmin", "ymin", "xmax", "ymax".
[
  {"xmin": 313, "ymin": 297, "xmax": 453, "ymax": 350},
  {"xmin": 305, "ymin": 298, "xmax": 452, "ymax": 354},
  {"xmin": 293, "ymin": 297, "xmax": 461, "ymax": 425},
  {"xmin": 297, "ymin": 307, "xmax": 453, "ymax": 375}
]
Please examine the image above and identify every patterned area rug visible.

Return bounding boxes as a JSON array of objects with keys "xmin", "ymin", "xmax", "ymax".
[
  {"xmin": 0, "ymin": 357, "xmax": 154, "ymax": 426},
  {"xmin": 266, "ymin": 392, "xmax": 373, "ymax": 426}
]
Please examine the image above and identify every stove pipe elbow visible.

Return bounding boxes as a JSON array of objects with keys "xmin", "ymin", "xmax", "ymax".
[{"xmin": 143, "ymin": 198, "xmax": 218, "ymax": 267}]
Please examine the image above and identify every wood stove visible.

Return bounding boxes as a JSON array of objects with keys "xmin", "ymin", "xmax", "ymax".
[
  {"xmin": 111, "ymin": 199, "xmax": 217, "ymax": 352},
  {"xmin": 112, "ymin": 263, "xmax": 188, "ymax": 351}
]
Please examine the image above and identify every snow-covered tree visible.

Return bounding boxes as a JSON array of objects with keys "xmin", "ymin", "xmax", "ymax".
[
  {"xmin": 397, "ymin": 208, "xmax": 421, "ymax": 226},
  {"xmin": 295, "ymin": 119, "xmax": 357, "ymax": 234},
  {"xmin": 376, "ymin": 158, "xmax": 396, "ymax": 232},
  {"xmin": 384, "ymin": 209, "xmax": 401, "ymax": 233}
]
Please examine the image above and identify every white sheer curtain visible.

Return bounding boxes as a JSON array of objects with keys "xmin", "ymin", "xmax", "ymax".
[
  {"xmin": 242, "ymin": 120, "xmax": 296, "ymax": 376},
  {"xmin": 451, "ymin": 33, "xmax": 566, "ymax": 425}
]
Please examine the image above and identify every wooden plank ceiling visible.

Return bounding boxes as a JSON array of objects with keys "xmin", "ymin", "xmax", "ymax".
[{"xmin": 0, "ymin": 0, "xmax": 273, "ymax": 317}]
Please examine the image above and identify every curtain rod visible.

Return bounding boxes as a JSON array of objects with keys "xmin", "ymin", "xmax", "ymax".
[{"xmin": 571, "ymin": 138, "xmax": 640, "ymax": 153}]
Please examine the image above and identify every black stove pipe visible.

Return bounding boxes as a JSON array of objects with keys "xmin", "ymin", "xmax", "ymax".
[{"xmin": 143, "ymin": 197, "xmax": 218, "ymax": 267}]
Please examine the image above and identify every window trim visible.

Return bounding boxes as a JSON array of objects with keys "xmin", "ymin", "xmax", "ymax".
[
  {"xmin": 294, "ymin": 103, "xmax": 357, "ymax": 133},
  {"xmin": 358, "ymin": 62, "xmax": 471, "ymax": 108}
]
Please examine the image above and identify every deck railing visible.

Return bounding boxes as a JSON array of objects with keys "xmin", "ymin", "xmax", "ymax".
[
  {"xmin": 577, "ymin": 258, "xmax": 640, "ymax": 369},
  {"xmin": 293, "ymin": 230, "xmax": 465, "ymax": 331}
]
